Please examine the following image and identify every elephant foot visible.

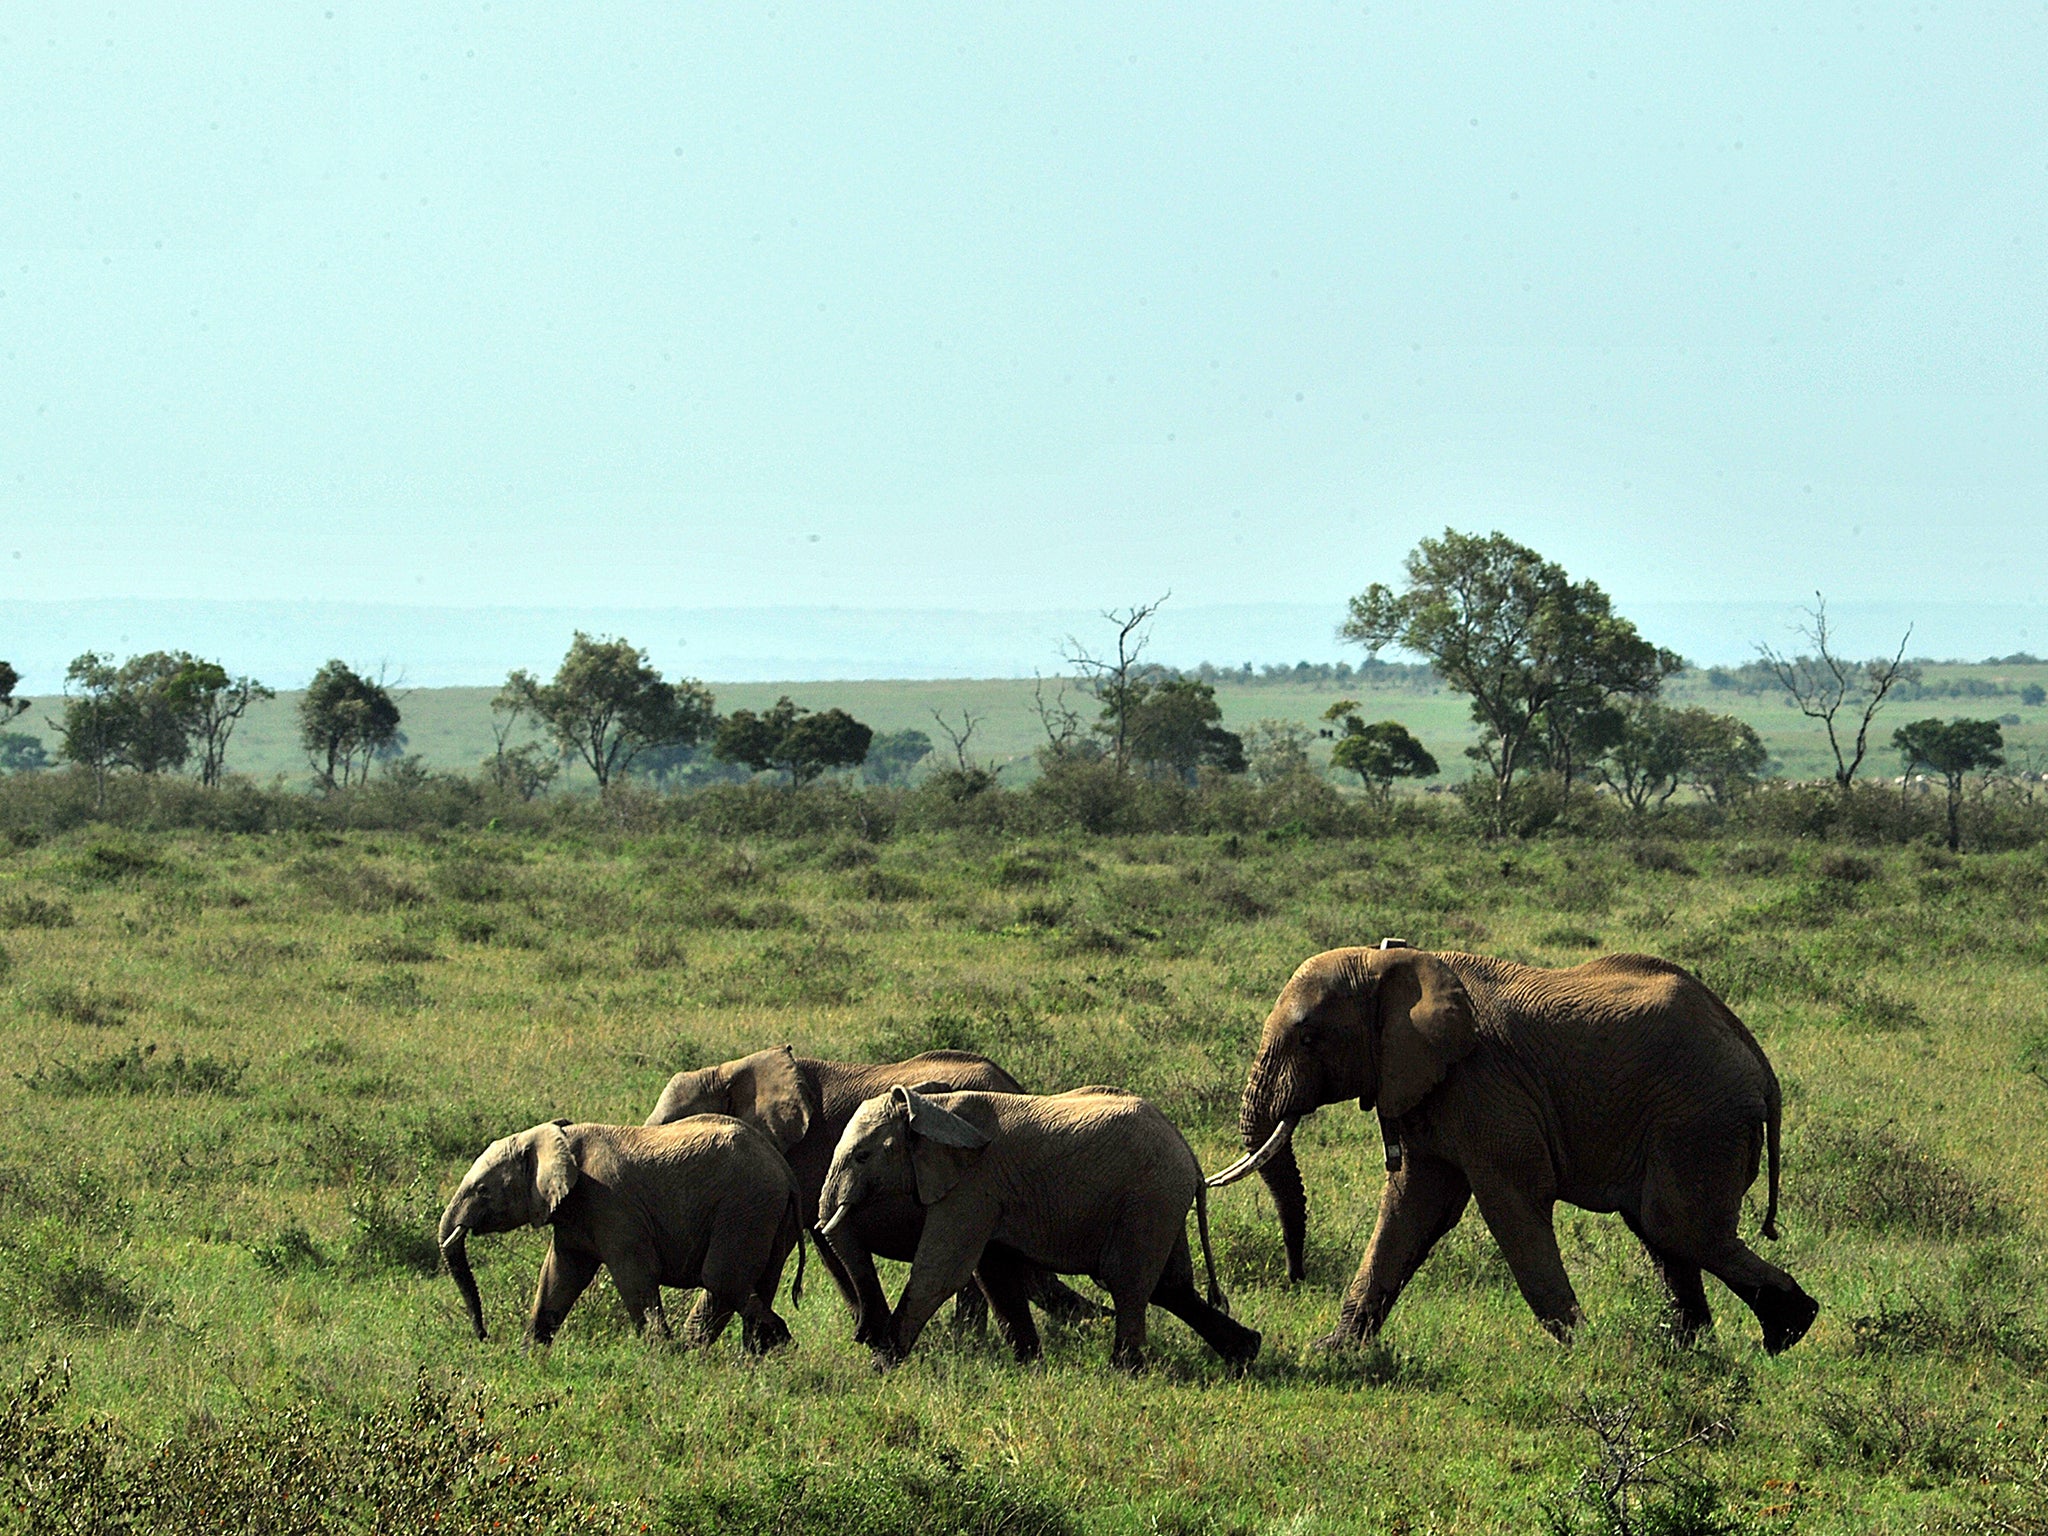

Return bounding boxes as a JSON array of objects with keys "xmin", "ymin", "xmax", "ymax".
[
  {"xmin": 1218, "ymin": 1330, "xmax": 1261, "ymax": 1376},
  {"xmin": 741, "ymin": 1313, "xmax": 794, "ymax": 1356},
  {"xmin": 1760, "ymin": 1288, "xmax": 1819, "ymax": 1356},
  {"xmin": 1309, "ymin": 1327, "xmax": 1368, "ymax": 1354}
]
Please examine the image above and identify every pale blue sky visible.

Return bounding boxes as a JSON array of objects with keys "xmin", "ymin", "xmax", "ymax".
[{"xmin": 3, "ymin": 4, "xmax": 2043, "ymax": 632}]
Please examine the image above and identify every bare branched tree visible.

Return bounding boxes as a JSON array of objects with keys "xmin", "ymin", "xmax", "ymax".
[
  {"xmin": 1757, "ymin": 594, "xmax": 1918, "ymax": 794},
  {"xmin": 928, "ymin": 706, "xmax": 982, "ymax": 772},
  {"xmin": 1029, "ymin": 672, "xmax": 1085, "ymax": 756},
  {"xmin": 1061, "ymin": 594, "xmax": 1169, "ymax": 774}
]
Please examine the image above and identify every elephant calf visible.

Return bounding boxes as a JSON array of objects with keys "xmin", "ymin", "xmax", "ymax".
[
  {"xmin": 819, "ymin": 1085, "xmax": 1260, "ymax": 1372},
  {"xmin": 646, "ymin": 1045, "xmax": 1101, "ymax": 1343},
  {"xmin": 437, "ymin": 1116, "xmax": 804, "ymax": 1352}
]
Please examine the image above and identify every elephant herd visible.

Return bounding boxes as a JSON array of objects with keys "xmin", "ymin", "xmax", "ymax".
[{"xmin": 436, "ymin": 940, "xmax": 1819, "ymax": 1369}]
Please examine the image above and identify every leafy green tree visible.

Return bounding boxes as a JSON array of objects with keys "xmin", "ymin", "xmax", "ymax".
[
  {"xmin": 1342, "ymin": 530, "xmax": 1679, "ymax": 831},
  {"xmin": 0, "ymin": 732, "xmax": 48, "ymax": 773},
  {"xmin": 1598, "ymin": 702, "xmax": 1767, "ymax": 813},
  {"xmin": 54, "ymin": 653, "xmax": 119, "ymax": 805},
  {"xmin": 1674, "ymin": 708, "xmax": 1768, "ymax": 805},
  {"xmin": 1095, "ymin": 676, "xmax": 1244, "ymax": 783},
  {"xmin": 1596, "ymin": 699, "xmax": 1688, "ymax": 814},
  {"xmin": 502, "ymin": 634, "xmax": 714, "ymax": 790},
  {"xmin": 298, "ymin": 661, "xmax": 402, "ymax": 791},
  {"xmin": 1063, "ymin": 597, "xmax": 1168, "ymax": 773},
  {"xmin": 1322, "ymin": 702, "xmax": 1438, "ymax": 804},
  {"xmin": 864, "ymin": 728, "xmax": 934, "ymax": 785},
  {"xmin": 2023, "ymin": 683, "xmax": 2046, "ymax": 708},
  {"xmin": 0, "ymin": 662, "xmax": 27, "ymax": 727},
  {"xmin": 1242, "ymin": 718, "xmax": 1317, "ymax": 785},
  {"xmin": 175, "ymin": 658, "xmax": 273, "ymax": 787},
  {"xmin": 1893, "ymin": 717, "xmax": 2005, "ymax": 851},
  {"xmin": 714, "ymin": 697, "xmax": 874, "ymax": 786}
]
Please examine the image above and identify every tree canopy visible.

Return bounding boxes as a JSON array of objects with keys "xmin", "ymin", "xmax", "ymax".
[
  {"xmin": 1118, "ymin": 677, "xmax": 1245, "ymax": 782},
  {"xmin": 1893, "ymin": 716, "xmax": 2004, "ymax": 851},
  {"xmin": 298, "ymin": 661, "xmax": 402, "ymax": 791},
  {"xmin": 501, "ymin": 634, "xmax": 715, "ymax": 790},
  {"xmin": 1342, "ymin": 530, "xmax": 1679, "ymax": 828},
  {"xmin": 1322, "ymin": 702, "xmax": 1437, "ymax": 803},
  {"xmin": 714, "ymin": 697, "xmax": 874, "ymax": 785}
]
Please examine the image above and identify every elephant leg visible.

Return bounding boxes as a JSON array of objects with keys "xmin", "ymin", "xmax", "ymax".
[
  {"xmin": 685, "ymin": 1292, "xmax": 734, "ymax": 1347},
  {"xmin": 1094, "ymin": 1211, "xmax": 1180, "ymax": 1372},
  {"xmin": 1639, "ymin": 1142, "xmax": 1817, "ymax": 1355},
  {"xmin": 887, "ymin": 1212, "xmax": 998, "ymax": 1363},
  {"xmin": 1467, "ymin": 1176, "xmax": 1580, "ymax": 1342},
  {"xmin": 609, "ymin": 1261, "xmax": 672, "ymax": 1342},
  {"xmin": 1324, "ymin": 1154, "xmax": 1471, "ymax": 1347},
  {"xmin": 807, "ymin": 1226, "xmax": 866, "ymax": 1315},
  {"xmin": 950, "ymin": 1280, "xmax": 991, "ymax": 1340},
  {"xmin": 1622, "ymin": 1212, "xmax": 1712, "ymax": 1342},
  {"xmin": 973, "ymin": 1247, "xmax": 1042, "ymax": 1363},
  {"xmin": 526, "ymin": 1242, "xmax": 601, "ymax": 1346},
  {"xmin": 1025, "ymin": 1268, "xmax": 1108, "ymax": 1324},
  {"xmin": 824, "ymin": 1235, "xmax": 896, "ymax": 1347}
]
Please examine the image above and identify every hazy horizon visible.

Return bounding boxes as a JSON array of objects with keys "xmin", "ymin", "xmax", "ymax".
[
  {"xmin": 3, "ymin": 595, "xmax": 2040, "ymax": 693},
  {"xmin": 3, "ymin": 6, "xmax": 2042, "ymax": 625}
]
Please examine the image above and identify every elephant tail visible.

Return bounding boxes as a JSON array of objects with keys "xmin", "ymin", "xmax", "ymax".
[
  {"xmin": 787, "ymin": 1190, "xmax": 807, "ymax": 1306},
  {"xmin": 1762, "ymin": 1084, "xmax": 1784, "ymax": 1242},
  {"xmin": 1194, "ymin": 1183, "xmax": 1227, "ymax": 1313}
]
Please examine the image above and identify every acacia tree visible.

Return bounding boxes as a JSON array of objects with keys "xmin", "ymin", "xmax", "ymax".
[
  {"xmin": 1758, "ymin": 595, "xmax": 1917, "ymax": 794},
  {"xmin": 298, "ymin": 660, "xmax": 402, "ymax": 791},
  {"xmin": 502, "ymin": 634, "xmax": 714, "ymax": 790},
  {"xmin": 1342, "ymin": 530, "xmax": 1679, "ymax": 831},
  {"xmin": 177, "ymin": 658, "xmax": 273, "ymax": 787},
  {"xmin": 713, "ymin": 696, "xmax": 873, "ymax": 786},
  {"xmin": 1893, "ymin": 717, "xmax": 2004, "ymax": 851},
  {"xmin": 864, "ymin": 729, "xmax": 934, "ymax": 786},
  {"xmin": 1322, "ymin": 702, "xmax": 1439, "ymax": 805}
]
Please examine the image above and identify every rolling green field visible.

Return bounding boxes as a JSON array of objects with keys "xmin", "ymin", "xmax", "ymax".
[
  {"xmin": 14, "ymin": 657, "xmax": 2048, "ymax": 791},
  {"xmin": 1, "ymin": 819, "xmax": 2043, "ymax": 1531}
]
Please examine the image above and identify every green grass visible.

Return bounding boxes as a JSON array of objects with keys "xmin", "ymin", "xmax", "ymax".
[
  {"xmin": 15, "ymin": 657, "xmax": 2048, "ymax": 790},
  {"xmin": 0, "ymin": 822, "xmax": 2044, "ymax": 1531}
]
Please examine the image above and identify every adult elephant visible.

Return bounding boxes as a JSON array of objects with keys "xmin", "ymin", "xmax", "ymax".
[
  {"xmin": 647, "ymin": 1046, "xmax": 1101, "ymax": 1341},
  {"xmin": 1211, "ymin": 942, "xmax": 1818, "ymax": 1354}
]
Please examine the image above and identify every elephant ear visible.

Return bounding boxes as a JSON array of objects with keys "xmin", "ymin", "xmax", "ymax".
[
  {"xmin": 725, "ymin": 1045, "xmax": 812, "ymax": 1152},
  {"xmin": 893, "ymin": 1086, "xmax": 994, "ymax": 1206},
  {"xmin": 530, "ymin": 1122, "xmax": 580, "ymax": 1225},
  {"xmin": 1371, "ymin": 950, "xmax": 1478, "ymax": 1121}
]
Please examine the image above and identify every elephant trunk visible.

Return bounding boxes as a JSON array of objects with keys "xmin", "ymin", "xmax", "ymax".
[
  {"xmin": 439, "ymin": 1203, "xmax": 487, "ymax": 1341},
  {"xmin": 1238, "ymin": 1059, "xmax": 1311, "ymax": 1284}
]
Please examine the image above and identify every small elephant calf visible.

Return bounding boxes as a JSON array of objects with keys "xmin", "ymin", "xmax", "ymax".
[
  {"xmin": 819, "ymin": 1085, "xmax": 1260, "ymax": 1372},
  {"xmin": 437, "ymin": 1116, "xmax": 804, "ymax": 1352}
]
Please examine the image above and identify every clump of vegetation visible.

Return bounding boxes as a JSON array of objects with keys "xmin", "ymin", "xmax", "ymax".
[
  {"xmin": 663, "ymin": 1451, "xmax": 1077, "ymax": 1536},
  {"xmin": 0, "ymin": 1363, "xmax": 616, "ymax": 1534},
  {"xmin": 16, "ymin": 1042, "xmax": 244, "ymax": 1097},
  {"xmin": 0, "ymin": 1218, "xmax": 148, "ymax": 1335},
  {"xmin": 0, "ymin": 891, "xmax": 75, "ymax": 929},
  {"xmin": 23, "ymin": 980, "xmax": 132, "ymax": 1027},
  {"xmin": 1793, "ymin": 1120, "xmax": 2007, "ymax": 1238},
  {"xmin": 1850, "ymin": 1289, "xmax": 2043, "ymax": 1368},
  {"xmin": 1808, "ymin": 1376, "xmax": 1986, "ymax": 1485}
]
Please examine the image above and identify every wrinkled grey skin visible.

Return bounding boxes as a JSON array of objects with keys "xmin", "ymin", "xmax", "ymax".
[
  {"xmin": 1226, "ymin": 944, "xmax": 1818, "ymax": 1355},
  {"xmin": 819, "ymin": 1085, "xmax": 1259, "ymax": 1372},
  {"xmin": 436, "ymin": 1116, "xmax": 803, "ymax": 1353},
  {"xmin": 647, "ymin": 1046, "xmax": 1102, "ymax": 1343}
]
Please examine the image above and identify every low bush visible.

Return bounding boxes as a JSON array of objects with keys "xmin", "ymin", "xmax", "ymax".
[
  {"xmin": 16, "ymin": 1042, "xmax": 244, "ymax": 1097},
  {"xmin": 1793, "ymin": 1120, "xmax": 2007, "ymax": 1239},
  {"xmin": 663, "ymin": 1451, "xmax": 1077, "ymax": 1536}
]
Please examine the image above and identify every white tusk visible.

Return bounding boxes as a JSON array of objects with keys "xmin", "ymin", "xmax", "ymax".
[
  {"xmin": 817, "ymin": 1206, "xmax": 848, "ymax": 1238},
  {"xmin": 440, "ymin": 1223, "xmax": 468, "ymax": 1251},
  {"xmin": 1205, "ymin": 1120, "xmax": 1295, "ymax": 1188}
]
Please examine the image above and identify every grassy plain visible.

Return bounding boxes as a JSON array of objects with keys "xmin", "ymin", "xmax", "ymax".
[
  {"xmin": 15, "ymin": 657, "xmax": 2048, "ymax": 789},
  {"xmin": 0, "ymin": 817, "xmax": 2044, "ymax": 1531}
]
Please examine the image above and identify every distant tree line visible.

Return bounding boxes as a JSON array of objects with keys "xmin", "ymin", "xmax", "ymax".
[{"xmin": 0, "ymin": 546, "xmax": 2033, "ymax": 849}]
